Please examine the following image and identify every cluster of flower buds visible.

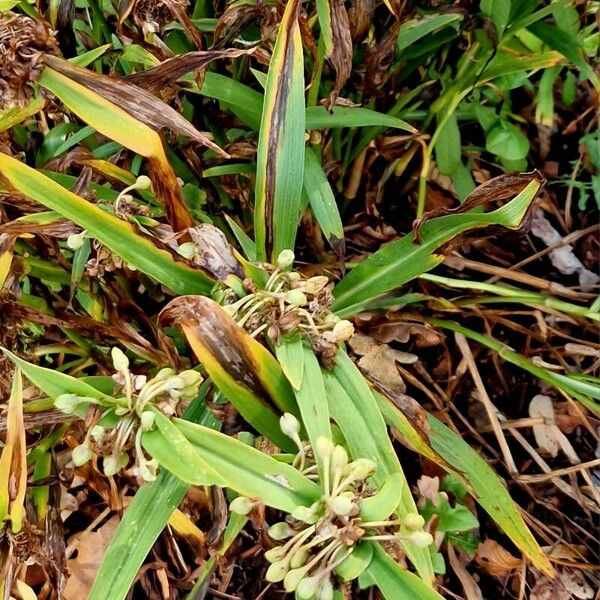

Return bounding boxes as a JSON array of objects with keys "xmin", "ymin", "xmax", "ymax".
[
  {"xmin": 230, "ymin": 414, "xmax": 432, "ymax": 599},
  {"xmin": 55, "ymin": 347, "xmax": 202, "ymax": 482},
  {"xmin": 219, "ymin": 250, "xmax": 354, "ymax": 365}
]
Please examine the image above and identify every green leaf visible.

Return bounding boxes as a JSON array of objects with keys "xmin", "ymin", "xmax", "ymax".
[
  {"xmin": 142, "ymin": 411, "xmax": 224, "ymax": 486},
  {"xmin": 486, "ymin": 121, "xmax": 530, "ymax": 161},
  {"xmin": 434, "ymin": 112, "xmax": 461, "ymax": 175},
  {"xmin": 175, "ymin": 418, "xmax": 321, "ymax": 512},
  {"xmin": 305, "ymin": 106, "xmax": 416, "ymax": 132},
  {"xmin": 303, "ymin": 147, "xmax": 344, "ymax": 254},
  {"xmin": 0, "ymin": 155, "xmax": 213, "ymax": 295},
  {"xmin": 332, "ymin": 179, "xmax": 541, "ymax": 316},
  {"xmin": 2, "ymin": 348, "xmax": 113, "ymax": 405},
  {"xmin": 397, "ymin": 13, "xmax": 464, "ymax": 53},
  {"xmin": 360, "ymin": 473, "xmax": 406, "ymax": 522},
  {"xmin": 254, "ymin": 0, "xmax": 306, "ymax": 260},
  {"xmin": 427, "ymin": 414, "xmax": 555, "ymax": 575},
  {"xmin": 528, "ymin": 21, "xmax": 599, "ymax": 88},
  {"xmin": 359, "ymin": 543, "xmax": 445, "ymax": 600},
  {"xmin": 481, "ymin": 0, "xmax": 510, "ymax": 35},
  {"xmin": 334, "ymin": 542, "xmax": 373, "ymax": 582},
  {"xmin": 275, "ymin": 335, "xmax": 305, "ymax": 391}
]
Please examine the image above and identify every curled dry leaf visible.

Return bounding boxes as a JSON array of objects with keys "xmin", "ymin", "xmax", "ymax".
[
  {"xmin": 369, "ymin": 321, "xmax": 445, "ymax": 348},
  {"xmin": 349, "ymin": 332, "xmax": 417, "ymax": 395},
  {"xmin": 324, "ymin": 0, "xmax": 353, "ymax": 107},
  {"xmin": 447, "ymin": 544, "xmax": 483, "ymax": 600},
  {"xmin": 475, "ymin": 539, "xmax": 521, "ymax": 577}
]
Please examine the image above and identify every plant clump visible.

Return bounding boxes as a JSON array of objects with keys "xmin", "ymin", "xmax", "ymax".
[
  {"xmin": 217, "ymin": 250, "xmax": 354, "ymax": 366},
  {"xmin": 232, "ymin": 414, "xmax": 433, "ymax": 599},
  {"xmin": 55, "ymin": 347, "xmax": 202, "ymax": 481}
]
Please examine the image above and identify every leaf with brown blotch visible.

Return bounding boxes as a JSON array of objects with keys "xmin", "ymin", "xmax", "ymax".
[
  {"xmin": 0, "ymin": 370, "xmax": 27, "ymax": 533},
  {"xmin": 254, "ymin": 0, "xmax": 305, "ymax": 260},
  {"xmin": 42, "ymin": 55, "xmax": 226, "ymax": 159},
  {"xmin": 347, "ymin": 0, "xmax": 376, "ymax": 42},
  {"xmin": 316, "ymin": 0, "xmax": 353, "ymax": 107},
  {"xmin": 0, "ymin": 233, "xmax": 16, "ymax": 289},
  {"xmin": 126, "ymin": 48, "xmax": 255, "ymax": 94},
  {"xmin": 475, "ymin": 540, "xmax": 521, "ymax": 577},
  {"xmin": 185, "ymin": 224, "xmax": 242, "ymax": 280},
  {"xmin": 159, "ymin": 296, "xmax": 299, "ymax": 450}
]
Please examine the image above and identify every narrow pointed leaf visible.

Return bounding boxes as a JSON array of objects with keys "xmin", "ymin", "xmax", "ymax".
[
  {"xmin": 254, "ymin": 0, "xmax": 305, "ymax": 260},
  {"xmin": 333, "ymin": 178, "xmax": 541, "ymax": 315},
  {"xmin": 0, "ymin": 155, "xmax": 213, "ymax": 295},
  {"xmin": 160, "ymin": 296, "xmax": 299, "ymax": 450}
]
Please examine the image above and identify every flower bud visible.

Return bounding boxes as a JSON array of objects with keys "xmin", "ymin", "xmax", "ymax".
[
  {"xmin": 345, "ymin": 458, "xmax": 376, "ymax": 481},
  {"xmin": 111, "ymin": 347, "xmax": 129, "ymax": 372},
  {"xmin": 66, "ymin": 231, "xmax": 86, "ymax": 250},
  {"xmin": 266, "ymin": 560, "xmax": 289, "ymax": 582},
  {"xmin": 280, "ymin": 413, "xmax": 300, "ymax": 438},
  {"xmin": 277, "ymin": 249, "xmax": 295, "ymax": 270},
  {"xmin": 135, "ymin": 175, "xmax": 152, "ymax": 189},
  {"xmin": 330, "ymin": 494, "xmax": 354, "ymax": 516},
  {"xmin": 103, "ymin": 452, "xmax": 128, "ymax": 476},
  {"xmin": 72, "ymin": 444, "xmax": 92, "ymax": 467},
  {"xmin": 90, "ymin": 425, "xmax": 106, "ymax": 442},
  {"xmin": 180, "ymin": 370, "xmax": 202, "ymax": 388},
  {"xmin": 403, "ymin": 513, "xmax": 425, "ymax": 531},
  {"xmin": 297, "ymin": 575, "xmax": 319, "ymax": 599},
  {"xmin": 265, "ymin": 546, "xmax": 286, "ymax": 563},
  {"xmin": 315, "ymin": 436, "xmax": 334, "ymax": 462},
  {"xmin": 304, "ymin": 276, "xmax": 329, "ymax": 294},
  {"xmin": 139, "ymin": 459, "xmax": 158, "ymax": 482},
  {"xmin": 290, "ymin": 547, "xmax": 308, "ymax": 569},
  {"xmin": 268, "ymin": 522, "xmax": 293, "ymax": 540},
  {"xmin": 140, "ymin": 410, "xmax": 156, "ymax": 431},
  {"xmin": 230, "ymin": 496, "xmax": 255, "ymax": 515},
  {"xmin": 284, "ymin": 567, "xmax": 307, "ymax": 592},
  {"xmin": 330, "ymin": 445, "xmax": 349, "ymax": 473},
  {"xmin": 284, "ymin": 289, "xmax": 307, "ymax": 306},
  {"xmin": 317, "ymin": 577, "xmax": 334, "ymax": 600},
  {"xmin": 153, "ymin": 368, "xmax": 175, "ymax": 382},
  {"xmin": 292, "ymin": 504, "xmax": 320, "ymax": 524},
  {"xmin": 332, "ymin": 320, "xmax": 354, "ymax": 342}
]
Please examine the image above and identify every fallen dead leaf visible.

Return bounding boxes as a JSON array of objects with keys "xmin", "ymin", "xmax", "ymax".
[
  {"xmin": 529, "ymin": 394, "xmax": 560, "ymax": 457},
  {"xmin": 531, "ymin": 571, "xmax": 594, "ymax": 600},
  {"xmin": 349, "ymin": 332, "xmax": 417, "ymax": 395},
  {"xmin": 63, "ymin": 515, "xmax": 120, "ymax": 600},
  {"xmin": 475, "ymin": 539, "xmax": 521, "ymax": 576}
]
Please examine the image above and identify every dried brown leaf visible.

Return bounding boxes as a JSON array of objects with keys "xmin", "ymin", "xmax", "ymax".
[{"xmin": 475, "ymin": 539, "xmax": 521, "ymax": 576}]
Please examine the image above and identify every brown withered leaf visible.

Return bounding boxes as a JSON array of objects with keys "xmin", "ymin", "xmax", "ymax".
[
  {"xmin": 347, "ymin": 0, "xmax": 376, "ymax": 42},
  {"xmin": 364, "ymin": 21, "xmax": 400, "ymax": 93},
  {"xmin": 42, "ymin": 54, "xmax": 227, "ymax": 158},
  {"xmin": 531, "ymin": 572, "xmax": 594, "ymax": 600},
  {"xmin": 325, "ymin": 0, "xmax": 353, "ymax": 108},
  {"xmin": 186, "ymin": 224, "xmax": 242, "ymax": 280},
  {"xmin": 213, "ymin": 3, "xmax": 263, "ymax": 48},
  {"xmin": 126, "ymin": 48, "xmax": 255, "ymax": 94},
  {"xmin": 475, "ymin": 540, "xmax": 521, "ymax": 577},
  {"xmin": 447, "ymin": 544, "xmax": 483, "ymax": 600},
  {"xmin": 63, "ymin": 516, "xmax": 120, "ymax": 600},
  {"xmin": 369, "ymin": 321, "xmax": 444, "ymax": 348}
]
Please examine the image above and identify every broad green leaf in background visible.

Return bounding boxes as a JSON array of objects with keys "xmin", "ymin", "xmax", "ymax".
[
  {"xmin": 397, "ymin": 13, "xmax": 464, "ymax": 53},
  {"xmin": 254, "ymin": 0, "xmax": 305, "ymax": 260},
  {"xmin": 303, "ymin": 148, "xmax": 345, "ymax": 254},
  {"xmin": 486, "ymin": 121, "xmax": 530, "ymax": 161},
  {"xmin": 435, "ymin": 112, "xmax": 461, "ymax": 176},
  {"xmin": 332, "ymin": 178, "xmax": 541, "ymax": 316},
  {"xmin": 0, "ymin": 155, "xmax": 214, "ymax": 296}
]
